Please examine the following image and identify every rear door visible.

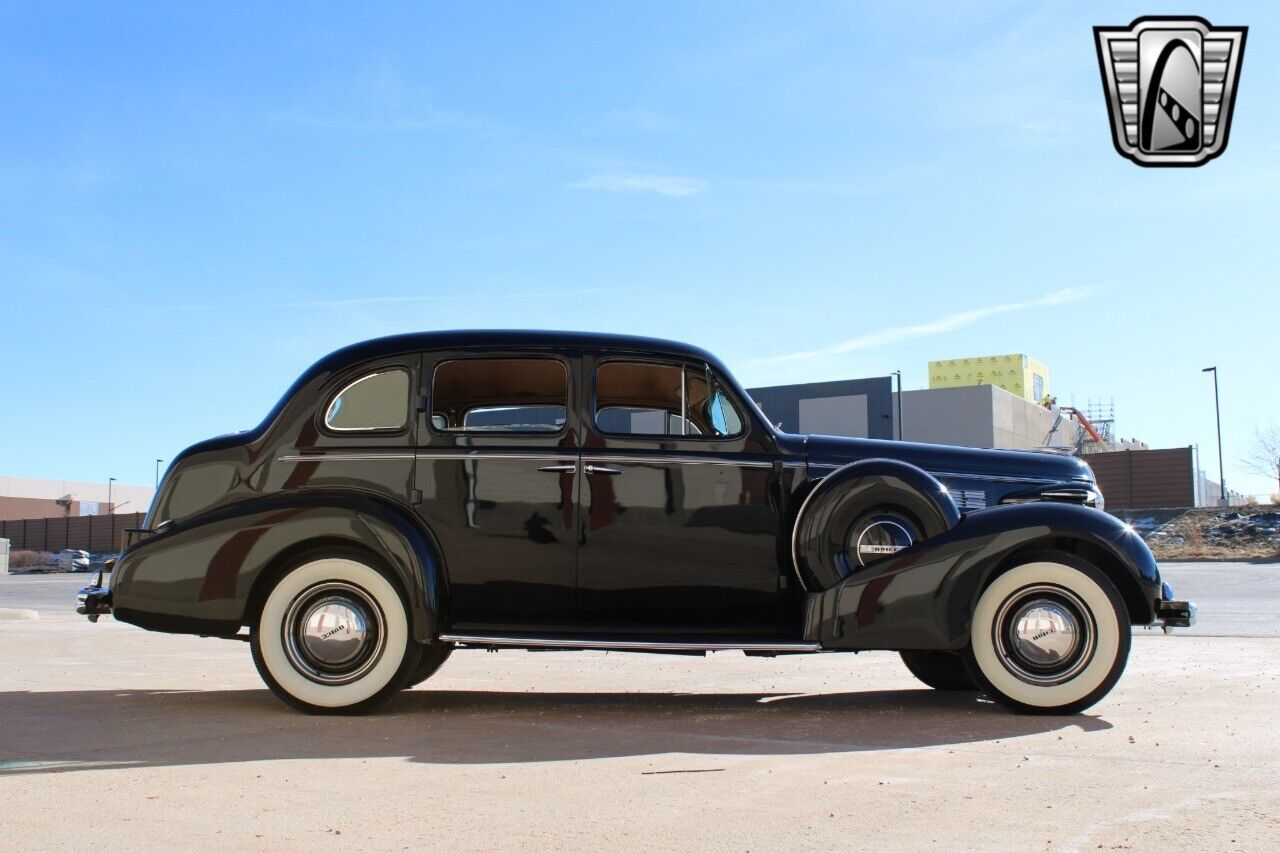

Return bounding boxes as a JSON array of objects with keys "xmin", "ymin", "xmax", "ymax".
[{"xmin": 413, "ymin": 349, "xmax": 582, "ymax": 629}]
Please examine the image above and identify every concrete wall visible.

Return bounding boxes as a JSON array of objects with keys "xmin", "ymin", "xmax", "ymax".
[
  {"xmin": 747, "ymin": 377, "xmax": 894, "ymax": 439},
  {"xmin": 896, "ymin": 384, "xmax": 1083, "ymax": 451}
]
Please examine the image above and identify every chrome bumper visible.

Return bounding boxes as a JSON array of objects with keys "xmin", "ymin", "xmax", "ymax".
[
  {"xmin": 76, "ymin": 584, "xmax": 112, "ymax": 623},
  {"xmin": 1155, "ymin": 582, "xmax": 1196, "ymax": 633}
]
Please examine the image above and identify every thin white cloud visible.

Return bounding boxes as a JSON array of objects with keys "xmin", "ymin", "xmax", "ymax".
[
  {"xmin": 750, "ymin": 287, "xmax": 1092, "ymax": 366},
  {"xmin": 164, "ymin": 287, "xmax": 615, "ymax": 311},
  {"xmin": 572, "ymin": 173, "xmax": 707, "ymax": 197}
]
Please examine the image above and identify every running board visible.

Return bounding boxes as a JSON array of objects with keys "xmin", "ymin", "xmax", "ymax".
[{"xmin": 437, "ymin": 633, "xmax": 822, "ymax": 653}]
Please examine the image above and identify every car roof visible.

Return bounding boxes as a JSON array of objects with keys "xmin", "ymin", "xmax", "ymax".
[{"xmin": 316, "ymin": 329, "xmax": 722, "ymax": 373}]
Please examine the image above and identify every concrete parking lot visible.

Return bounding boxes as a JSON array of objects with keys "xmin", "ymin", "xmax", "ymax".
[{"xmin": 2, "ymin": 565, "xmax": 1278, "ymax": 850}]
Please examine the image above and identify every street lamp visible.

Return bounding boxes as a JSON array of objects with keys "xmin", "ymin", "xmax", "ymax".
[
  {"xmin": 892, "ymin": 370, "xmax": 903, "ymax": 440},
  {"xmin": 155, "ymin": 459, "xmax": 164, "ymax": 489},
  {"xmin": 107, "ymin": 476, "xmax": 116, "ymax": 514},
  {"xmin": 1202, "ymin": 367, "xmax": 1226, "ymax": 506}
]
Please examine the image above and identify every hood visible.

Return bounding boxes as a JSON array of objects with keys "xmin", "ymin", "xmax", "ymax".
[{"xmin": 805, "ymin": 435, "xmax": 1094, "ymax": 485}]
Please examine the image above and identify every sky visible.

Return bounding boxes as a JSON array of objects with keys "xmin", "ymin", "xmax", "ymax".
[{"xmin": 2, "ymin": 1, "xmax": 1277, "ymax": 496}]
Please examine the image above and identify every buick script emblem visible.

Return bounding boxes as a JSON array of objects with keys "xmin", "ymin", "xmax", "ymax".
[{"xmin": 1094, "ymin": 16, "xmax": 1246, "ymax": 166}]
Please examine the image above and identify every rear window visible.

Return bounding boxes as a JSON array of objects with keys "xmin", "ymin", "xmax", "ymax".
[
  {"xmin": 432, "ymin": 358, "xmax": 568, "ymax": 433},
  {"xmin": 323, "ymin": 369, "xmax": 410, "ymax": 432}
]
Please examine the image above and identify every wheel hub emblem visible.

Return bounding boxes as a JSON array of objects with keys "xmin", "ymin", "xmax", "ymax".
[{"xmin": 854, "ymin": 518, "xmax": 914, "ymax": 566}]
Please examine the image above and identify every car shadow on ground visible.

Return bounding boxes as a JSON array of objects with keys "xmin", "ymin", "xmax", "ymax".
[{"xmin": 0, "ymin": 686, "xmax": 1111, "ymax": 774}]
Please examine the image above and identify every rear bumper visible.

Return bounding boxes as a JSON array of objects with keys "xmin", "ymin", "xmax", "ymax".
[
  {"xmin": 1154, "ymin": 581, "xmax": 1196, "ymax": 633},
  {"xmin": 76, "ymin": 585, "xmax": 113, "ymax": 623}
]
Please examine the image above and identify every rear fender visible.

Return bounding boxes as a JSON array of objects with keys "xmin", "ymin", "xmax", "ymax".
[
  {"xmin": 812, "ymin": 501, "xmax": 1161, "ymax": 650},
  {"xmin": 110, "ymin": 491, "xmax": 447, "ymax": 642}
]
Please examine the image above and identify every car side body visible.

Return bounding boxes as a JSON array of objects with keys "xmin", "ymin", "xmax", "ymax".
[{"xmin": 82, "ymin": 330, "xmax": 1193, "ymax": 714}]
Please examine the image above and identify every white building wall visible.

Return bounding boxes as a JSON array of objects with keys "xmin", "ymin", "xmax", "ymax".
[{"xmin": 0, "ymin": 476, "xmax": 154, "ymax": 513}]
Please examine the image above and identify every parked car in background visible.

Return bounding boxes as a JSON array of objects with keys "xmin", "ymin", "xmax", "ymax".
[
  {"xmin": 79, "ymin": 330, "xmax": 1195, "ymax": 715},
  {"xmin": 58, "ymin": 549, "xmax": 91, "ymax": 572}
]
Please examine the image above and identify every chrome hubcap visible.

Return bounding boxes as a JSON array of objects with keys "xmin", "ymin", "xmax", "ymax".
[
  {"xmin": 1010, "ymin": 601, "xmax": 1080, "ymax": 667},
  {"xmin": 283, "ymin": 582, "xmax": 385, "ymax": 685},
  {"xmin": 852, "ymin": 517, "xmax": 914, "ymax": 567},
  {"xmin": 993, "ymin": 584, "xmax": 1095, "ymax": 685}
]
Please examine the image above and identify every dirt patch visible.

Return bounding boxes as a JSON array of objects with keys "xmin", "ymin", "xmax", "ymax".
[{"xmin": 1143, "ymin": 508, "xmax": 1280, "ymax": 561}]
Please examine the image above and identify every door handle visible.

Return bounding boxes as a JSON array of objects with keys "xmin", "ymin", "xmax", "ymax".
[
  {"xmin": 584, "ymin": 464, "xmax": 622, "ymax": 475},
  {"xmin": 537, "ymin": 463, "xmax": 577, "ymax": 473}
]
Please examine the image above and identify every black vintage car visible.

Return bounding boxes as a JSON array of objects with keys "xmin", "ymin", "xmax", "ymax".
[{"xmin": 79, "ymin": 331, "xmax": 1194, "ymax": 714}]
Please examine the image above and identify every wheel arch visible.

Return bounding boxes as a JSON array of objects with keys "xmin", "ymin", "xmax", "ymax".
[
  {"xmin": 986, "ymin": 535, "xmax": 1152, "ymax": 626},
  {"xmin": 110, "ymin": 490, "xmax": 449, "ymax": 643}
]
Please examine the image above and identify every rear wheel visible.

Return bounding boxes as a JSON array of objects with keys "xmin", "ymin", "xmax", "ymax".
[
  {"xmin": 962, "ymin": 552, "xmax": 1130, "ymax": 715},
  {"xmin": 899, "ymin": 649, "xmax": 976, "ymax": 691},
  {"xmin": 251, "ymin": 555, "xmax": 422, "ymax": 714},
  {"xmin": 404, "ymin": 643, "xmax": 453, "ymax": 689}
]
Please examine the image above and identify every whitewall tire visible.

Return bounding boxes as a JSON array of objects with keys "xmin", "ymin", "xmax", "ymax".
[
  {"xmin": 963, "ymin": 554, "xmax": 1130, "ymax": 715},
  {"xmin": 251, "ymin": 555, "xmax": 422, "ymax": 714}
]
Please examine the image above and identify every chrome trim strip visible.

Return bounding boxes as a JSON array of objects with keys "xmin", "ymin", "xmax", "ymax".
[
  {"xmin": 788, "ymin": 482, "xmax": 826, "ymax": 593},
  {"xmin": 438, "ymin": 633, "xmax": 821, "ymax": 652},
  {"xmin": 282, "ymin": 451, "xmax": 781, "ymax": 467},
  {"xmin": 809, "ymin": 465, "xmax": 1057, "ymax": 485},
  {"xmin": 416, "ymin": 452, "xmax": 579, "ymax": 462},
  {"xmin": 278, "ymin": 453, "xmax": 415, "ymax": 462},
  {"xmin": 322, "ymin": 369, "xmax": 411, "ymax": 433},
  {"xmin": 581, "ymin": 455, "xmax": 775, "ymax": 468}
]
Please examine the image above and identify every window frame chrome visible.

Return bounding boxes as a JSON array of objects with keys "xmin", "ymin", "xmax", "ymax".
[{"xmin": 320, "ymin": 367, "xmax": 413, "ymax": 435}]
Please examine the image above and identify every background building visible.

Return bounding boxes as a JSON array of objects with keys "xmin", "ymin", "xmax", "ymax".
[
  {"xmin": 746, "ymin": 352, "xmax": 1250, "ymax": 510},
  {"xmin": 0, "ymin": 476, "xmax": 154, "ymax": 522},
  {"xmin": 747, "ymin": 377, "xmax": 894, "ymax": 439},
  {"xmin": 928, "ymin": 353, "xmax": 1049, "ymax": 403}
]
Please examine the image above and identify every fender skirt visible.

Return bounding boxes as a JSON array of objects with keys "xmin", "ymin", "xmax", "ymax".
[
  {"xmin": 109, "ymin": 491, "xmax": 447, "ymax": 642},
  {"xmin": 808, "ymin": 501, "xmax": 1162, "ymax": 650}
]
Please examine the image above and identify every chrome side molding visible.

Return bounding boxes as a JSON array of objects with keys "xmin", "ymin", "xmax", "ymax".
[{"xmin": 437, "ymin": 633, "xmax": 822, "ymax": 652}]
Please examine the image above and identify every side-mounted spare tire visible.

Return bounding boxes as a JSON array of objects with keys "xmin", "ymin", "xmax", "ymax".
[{"xmin": 791, "ymin": 459, "xmax": 961, "ymax": 591}]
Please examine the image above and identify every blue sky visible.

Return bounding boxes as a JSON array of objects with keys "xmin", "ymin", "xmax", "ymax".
[{"xmin": 2, "ymin": 2, "xmax": 1277, "ymax": 496}]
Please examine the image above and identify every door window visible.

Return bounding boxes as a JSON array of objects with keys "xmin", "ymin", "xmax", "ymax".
[
  {"xmin": 432, "ymin": 358, "xmax": 568, "ymax": 433},
  {"xmin": 595, "ymin": 361, "xmax": 745, "ymax": 438}
]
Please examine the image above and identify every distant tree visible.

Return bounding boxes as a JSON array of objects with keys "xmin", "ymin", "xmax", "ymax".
[{"xmin": 1241, "ymin": 426, "xmax": 1280, "ymax": 496}]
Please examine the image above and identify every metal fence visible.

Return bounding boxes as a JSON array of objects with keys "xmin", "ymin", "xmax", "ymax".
[{"xmin": 0, "ymin": 513, "xmax": 146, "ymax": 553}]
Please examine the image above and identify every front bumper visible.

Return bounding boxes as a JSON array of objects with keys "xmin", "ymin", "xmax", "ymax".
[{"xmin": 1154, "ymin": 581, "xmax": 1197, "ymax": 633}]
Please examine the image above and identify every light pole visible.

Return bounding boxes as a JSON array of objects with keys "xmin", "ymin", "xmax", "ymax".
[
  {"xmin": 1202, "ymin": 367, "xmax": 1226, "ymax": 506},
  {"xmin": 892, "ymin": 370, "xmax": 903, "ymax": 440},
  {"xmin": 155, "ymin": 459, "xmax": 164, "ymax": 489},
  {"xmin": 107, "ymin": 476, "xmax": 117, "ymax": 553}
]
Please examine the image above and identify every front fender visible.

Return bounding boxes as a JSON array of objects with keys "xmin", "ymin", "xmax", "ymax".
[
  {"xmin": 110, "ymin": 491, "xmax": 447, "ymax": 642},
  {"xmin": 812, "ymin": 502, "xmax": 1161, "ymax": 650}
]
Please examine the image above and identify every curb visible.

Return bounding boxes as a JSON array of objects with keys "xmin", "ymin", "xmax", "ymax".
[{"xmin": 0, "ymin": 608, "xmax": 40, "ymax": 621}]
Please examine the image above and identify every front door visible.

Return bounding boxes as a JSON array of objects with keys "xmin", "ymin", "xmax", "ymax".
[
  {"xmin": 414, "ymin": 350, "xmax": 581, "ymax": 629},
  {"xmin": 574, "ymin": 353, "xmax": 784, "ymax": 631}
]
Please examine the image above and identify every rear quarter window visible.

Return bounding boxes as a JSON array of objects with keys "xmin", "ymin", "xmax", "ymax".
[{"xmin": 323, "ymin": 369, "xmax": 410, "ymax": 431}]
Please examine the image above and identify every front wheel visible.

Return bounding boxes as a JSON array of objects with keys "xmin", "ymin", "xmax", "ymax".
[
  {"xmin": 251, "ymin": 555, "xmax": 423, "ymax": 714},
  {"xmin": 962, "ymin": 553, "xmax": 1130, "ymax": 715}
]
